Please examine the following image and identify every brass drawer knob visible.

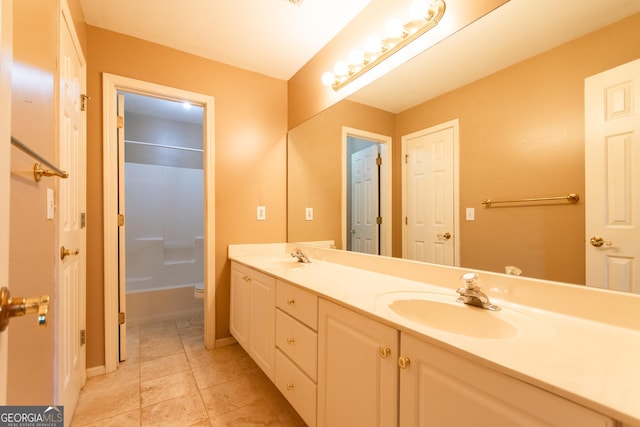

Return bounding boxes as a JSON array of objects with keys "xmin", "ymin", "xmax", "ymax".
[
  {"xmin": 287, "ymin": 298, "xmax": 295, "ymax": 305},
  {"xmin": 287, "ymin": 337, "xmax": 295, "ymax": 345},
  {"xmin": 286, "ymin": 383, "xmax": 294, "ymax": 391}
]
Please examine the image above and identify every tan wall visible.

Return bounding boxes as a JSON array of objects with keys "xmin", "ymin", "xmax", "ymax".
[
  {"xmin": 287, "ymin": 0, "xmax": 509, "ymax": 129},
  {"xmin": 85, "ymin": 26, "xmax": 288, "ymax": 368},
  {"xmin": 395, "ymin": 13, "xmax": 640, "ymax": 284},
  {"xmin": 7, "ymin": 0, "xmax": 85, "ymax": 404},
  {"xmin": 288, "ymin": 100, "xmax": 395, "ymax": 245}
]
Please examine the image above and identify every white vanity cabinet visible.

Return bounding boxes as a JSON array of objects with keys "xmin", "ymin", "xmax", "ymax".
[
  {"xmin": 399, "ymin": 333, "xmax": 616, "ymax": 427},
  {"xmin": 229, "ymin": 262, "xmax": 276, "ymax": 380},
  {"xmin": 317, "ymin": 299, "xmax": 398, "ymax": 427},
  {"xmin": 274, "ymin": 280, "xmax": 319, "ymax": 426}
]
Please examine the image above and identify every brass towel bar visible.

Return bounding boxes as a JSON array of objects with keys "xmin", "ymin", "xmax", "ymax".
[
  {"xmin": 482, "ymin": 193, "xmax": 580, "ymax": 208},
  {"xmin": 10, "ymin": 136, "xmax": 69, "ymax": 182}
]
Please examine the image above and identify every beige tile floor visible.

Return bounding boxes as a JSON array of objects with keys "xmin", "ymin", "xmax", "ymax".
[{"xmin": 71, "ymin": 315, "xmax": 306, "ymax": 426}]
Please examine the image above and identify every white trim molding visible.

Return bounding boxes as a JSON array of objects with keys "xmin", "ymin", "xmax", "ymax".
[{"xmin": 102, "ymin": 73, "xmax": 216, "ymax": 373}]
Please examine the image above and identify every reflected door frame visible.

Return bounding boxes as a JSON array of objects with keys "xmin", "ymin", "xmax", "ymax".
[
  {"xmin": 102, "ymin": 73, "xmax": 216, "ymax": 373},
  {"xmin": 341, "ymin": 127, "xmax": 392, "ymax": 256}
]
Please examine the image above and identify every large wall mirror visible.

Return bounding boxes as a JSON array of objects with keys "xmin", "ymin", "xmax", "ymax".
[{"xmin": 287, "ymin": 0, "xmax": 640, "ymax": 290}]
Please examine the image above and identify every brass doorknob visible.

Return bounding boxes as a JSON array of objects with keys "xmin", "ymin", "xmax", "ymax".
[
  {"xmin": 437, "ymin": 232, "xmax": 452, "ymax": 240},
  {"xmin": 590, "ymin": 236, "xmax": 612, "ymax": 247},
  {"xmin": 0, "ymin": 287, "xmax": 50, "ymax": 332},
  {"xmin": 60, "ymin": 246, "xmax": 80, "ymax": 260}
]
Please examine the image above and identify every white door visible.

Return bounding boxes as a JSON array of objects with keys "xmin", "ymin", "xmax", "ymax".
[
  {"xmin": 0, "ymin": 0, "xmax": 13, "ymax": 405},
  {"xmin": 351, "ymin": 144, "xmax": 379, "ymax": 254},
  {"xmin": 57, "ymin": 1, "xmax": 86, "ymax": 419},
  {"xmin": 117, "ymin": 93, "xmax": 127, "ymax": 360},
  {"xmin": 585, "ymin": 58, "xmax": 640, "ymax": 294},
  {"xmin": 403, "ymin": 122, "xmax": 457, "ymax": 265}
]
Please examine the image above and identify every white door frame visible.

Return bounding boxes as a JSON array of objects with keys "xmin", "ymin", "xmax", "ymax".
[
  {"xmin": 401, "ymin": 119, "xmax": 460, "ymax": 265},
  {"xmin": 0, "ymin": 0, "xmax": 12, "ymax": 405},
  {"xmin": 102, "ymin": 73, "xmax": 215, "ymax": 373},
  {"xmin": 341, "ymin": 127, "xmax": 392, "ymax": 256}
]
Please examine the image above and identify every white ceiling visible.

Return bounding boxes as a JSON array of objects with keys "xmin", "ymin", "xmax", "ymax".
[{"xmin": 79, "ymin": 0, "xmax": 371, "ymax": 80}]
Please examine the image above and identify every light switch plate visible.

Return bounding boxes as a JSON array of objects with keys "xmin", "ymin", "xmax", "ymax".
[
  {"xmin": 466, "ymin": 207, "xmax": 475, "ymax": 221},
  {"xmin": 47, "ymin": 188, "xmax": 55, "ymax": 220},
  {"xmin": 257, "ymin": 206, "xmax": 266, "ymax": 221},
  {"xmin": 305, "ymin": 207, "xmax": 313, "ymax": 221}
]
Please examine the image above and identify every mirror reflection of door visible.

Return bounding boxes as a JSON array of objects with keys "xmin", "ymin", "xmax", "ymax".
[
  {"xmin": 402, "ymin": 120, "xmax": 459, "ymax": 266},
  {"xmin": 585, "ymin": 58, "xmax": 640, "ymax": 294},
  {"xmin": 349, "ymin": 142, "xmax": 380, "ymax": 254}
]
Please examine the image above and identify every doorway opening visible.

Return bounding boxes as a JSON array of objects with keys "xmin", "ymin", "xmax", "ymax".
[
  {"xmin": 103, "ymin": 74, "xmax": 215, "ymax": 374},
  {"xmin": 342, "ymin": 127, "xmax": 392, "ymax": 256},
  {"xmin": 121, "ymin": 92, "xmax": 205, "ymax": 333}
]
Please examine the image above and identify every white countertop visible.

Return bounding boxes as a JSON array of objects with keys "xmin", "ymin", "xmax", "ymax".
[{"xmin": 228, "ymin": 243, "xmax": 640, "ymax": 425}]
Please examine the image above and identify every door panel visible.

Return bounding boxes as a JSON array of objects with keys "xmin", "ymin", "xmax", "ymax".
[
  {"xmin": 404, "ymin": 124, "xmax": 455, "ymax": 265},
  {"xmin": 0, "ymin": 0, "xmax": 12, "ymax": 405},
  {"xmin": 585, "ymin": 58, "xmax": 640, "ymax": 294},
  {"xmin": 351, "ymin": 144, "xmax": 379, "ymax": 254},
  {"xmin": 58, "ymin": 1, "xmax": 86, "ymax": 419}
]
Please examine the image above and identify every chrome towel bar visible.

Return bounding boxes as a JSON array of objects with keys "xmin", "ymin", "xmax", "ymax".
[
  {"xmin": 482, "ymin": 193, "xmax": 580, "ymax": 207},
  {"xmin": 11, "ymin": 136, "xmax": 69, "ymax": 182}
]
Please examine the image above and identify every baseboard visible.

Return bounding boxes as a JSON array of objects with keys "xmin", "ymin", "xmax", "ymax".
[
  {"xmin": 215, "ymin": 336, "xmax": 237, "ymax": 347},
  {"xmin": 86, "ymin": 365, "xmax": 106, "ymax": 378}
]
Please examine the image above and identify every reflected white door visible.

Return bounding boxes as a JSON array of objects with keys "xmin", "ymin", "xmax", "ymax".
[
  {"xmin": 0, "ymin": 0, "xmax": 12, "ymax": 405},
  {"xmin": 351, "ymin": 144, "xmax": 379, "ymax": 254},
  {"xmin": 585, "ymin": 58, "xmax": 640, "ymax": 294},
  {"xmin": 57, "ymin": 2, "xmax": 86, "ymax": 418},
  {"xmin": 403, "ymin": 123, "xmax": 456, "ymax": 265}
]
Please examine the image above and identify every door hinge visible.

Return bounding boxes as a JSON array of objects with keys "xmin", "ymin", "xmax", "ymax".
[
  {"xmin": 405, "ymin": 216, "xmax": 408, "ymax": 225},
  {"xmin": 118, "ymin": 214, "xmax": 125, "ymax": 227},
  {"xmin": 376, "ymin": 216, "xmax": 382, "ymax": 225},
  {"xmin": 117, "ymin": 115, "xmax": 124, "ymax": 129},
  {"xmin": 376, "ymin": 155, "xmax": 382, "ymax": 166},
  {"xmin": 80, "ymin": 212, "xmax": 86, "ymax": 229},
  {"xmin": 80, "ymin": 329, "xmax": 86, "ymax": 346},
  {"xmin": 118, "ymin": 312, "xmax": 126, "ymax": 325},
  {"xmin": 405, "ymin": 154, "xmax": 409, "ymax": 164},
  {"xmin": 80, "ymin": 94, "xmax": 90, "ymax": 111}
]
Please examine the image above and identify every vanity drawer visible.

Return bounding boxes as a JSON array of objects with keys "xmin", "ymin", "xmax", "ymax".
[
  {"xmin": 275, "ymin": 349, "xmax": 317, "ymax": 427},
  {"xmin": 276, "ymin": 280, "xmax": 318, "ymax": 330},
  {"xmin": 276, "ymin": 309, "xmax": 318, "ymax": 380}
]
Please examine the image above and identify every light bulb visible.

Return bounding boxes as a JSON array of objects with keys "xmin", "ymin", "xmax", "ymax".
[
  {"xmin": 366, "ymin": 34, "xmax": 382, "ymax": 53},
  {"xmin": 321, "ymin": 72, "xmax": 335, "ymax": 86},
  {"xmin": 410, "ymin": 0, "xmax": 429, "ymax": 20},
  {"xmin": 333, "ymin": 61, "xmax": 348, "ymax": 77},
  {"xmin": 386, "ymin": 19, "xmax": 404, "ymax": 39}
]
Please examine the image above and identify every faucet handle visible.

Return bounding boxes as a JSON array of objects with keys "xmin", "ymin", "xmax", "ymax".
[{"xmin": 460, "ymin": 272, "xmax": 479, "ymax": 289}]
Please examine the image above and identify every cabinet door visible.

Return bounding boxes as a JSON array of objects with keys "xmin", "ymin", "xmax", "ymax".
[
  {"xmin": 318, "ymin": 299, "xmax": 398, "ymax": 427},
  {"xmin": 229, "ymin": 263, "xmax": 249, "ymax": 348},
  {"xmin": 247, "ymin": 268, "xmax": 276, "ymax": 380},
  {"xmin": 400, "ymin": 333, "xmax": 615, "ymax": 427}
]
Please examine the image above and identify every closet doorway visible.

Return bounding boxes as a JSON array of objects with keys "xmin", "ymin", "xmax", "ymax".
[{"xmin": 103, "ymin": 74, "xmax": 215, "ymax": 373}]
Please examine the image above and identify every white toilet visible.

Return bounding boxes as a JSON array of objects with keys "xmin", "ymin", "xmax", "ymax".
[{"xmin": 194, "ymin": 283, "xmax": 204, "ymax": 299}]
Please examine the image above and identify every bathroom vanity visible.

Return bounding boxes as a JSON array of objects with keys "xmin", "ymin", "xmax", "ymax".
[{"xmin": 228, "ymin": 243, "xmax": 640, "ymax": 427}]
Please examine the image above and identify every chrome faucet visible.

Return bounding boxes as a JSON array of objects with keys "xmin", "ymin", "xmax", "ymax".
[
  {"xmin": 456, "ymin": 273, "xmax": 499, "ymax": 311},
  {"xmin": 290, "ymin": 248, "xmax": 311, "ymax": 263}
]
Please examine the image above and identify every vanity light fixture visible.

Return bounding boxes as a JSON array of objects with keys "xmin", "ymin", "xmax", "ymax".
[{"xmin": 322, "ymin": 0, "xmax": 446, "ymax": 91}]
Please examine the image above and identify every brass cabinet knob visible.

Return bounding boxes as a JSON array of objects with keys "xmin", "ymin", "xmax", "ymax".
[
  {"xmin": 287, "ymin": 298, "xmax": 295, "ymax": 306},
  {"xmin": 398, "ymin": 356, "xmax": 411, "ymax": 369},
  {"xmin": 60, "ymin": 246, "xmax": 80, "ymax": 260},
  {"xmin": 0, "ymin": 286, "xmax": 50, "ymax": 332},
  {"xmin": 287, "ymin": 337, "xmax": 295, "ymax": 345},
  {"xmin": 378, "ymin": 347, "xmax": 391, "ymax": 359},
  {"xmin": 286, "ymin": 383, "xmax": 294, "ymax": 391}
]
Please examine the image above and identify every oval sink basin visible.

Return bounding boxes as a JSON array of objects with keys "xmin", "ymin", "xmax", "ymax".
[{"xmin": 388, "ymin": 298, "xmax": 517, "ymax": 339}]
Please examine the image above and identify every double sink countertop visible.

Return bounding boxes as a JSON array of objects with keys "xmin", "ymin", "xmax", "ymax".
[{"xmin": 228, "ymin": 243, "xmax": 640, "ymax": 425}]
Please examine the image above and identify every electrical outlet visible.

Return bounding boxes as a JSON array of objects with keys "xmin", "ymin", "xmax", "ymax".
[
  {"xmin": 305, "ymin": 207, "xmax": 313, "ymax": 221},
  {"xmin": 257, "ymin": 206, "xmax": 266, "ymax": 221}
]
